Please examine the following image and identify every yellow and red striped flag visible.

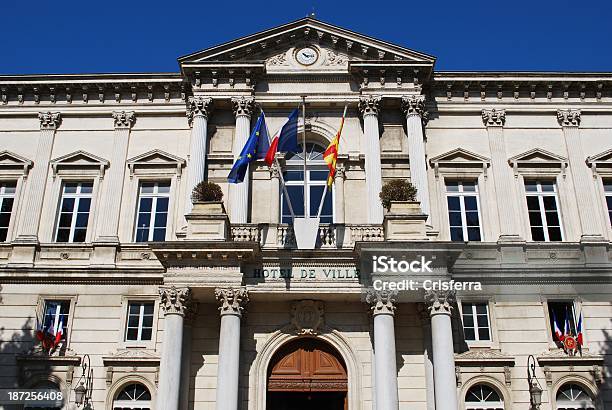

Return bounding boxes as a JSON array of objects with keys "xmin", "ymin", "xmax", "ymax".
[{"xmin": 323, "ymin": 106, "xmax": 347, "ymax": 186}]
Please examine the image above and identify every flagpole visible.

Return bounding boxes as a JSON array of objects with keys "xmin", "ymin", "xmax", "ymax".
[
  {"xmin": 316, "ymin": 104, "xmax": 348, "ymax": 219},
  {"xmin": 301, "ymin": 96, "xmax": 307, "ymax": 218},
  {"xmin": 261, "ymin": 110, "xmax": 296, "ymax": 220}
]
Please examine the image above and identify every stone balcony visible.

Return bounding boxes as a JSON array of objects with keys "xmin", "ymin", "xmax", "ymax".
[{"xmin": 230, "ymin": 223, "xmax": 384, "ymax": 249}]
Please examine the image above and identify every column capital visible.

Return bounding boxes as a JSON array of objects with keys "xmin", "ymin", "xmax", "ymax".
[
  {"xmin": 231, "ymin": 96, "xmax": 255, "ymax": 118},
  {"xmin": 38, "ymin": 112, "xmax": 61, "ymax": 130},
  {"xmin": 334, "ymin": 164, "xmax": 346, "ymax": 180},
  {"xmin": 482, "ymin": 108, "xmax": 506, "ymax": 127},
  {"xmin": 187, "ymin": 96, "xmax": 213, "ymax": 122},
  {"xmin": 358, "ymin": 95, "xmax": 381, "ymax": 117},
  {"xmin": 557, "ymin": 109, "xmax": 581, "ymax": 127},
  {"xmin": 269, "ymin": 161, "xmax": 281, "ymax": 179},
  {"xmin": 215, "ymin": 287, "xmax": 249, "ymax": 316},
  {"xmin": 159, "ymin": 286, "xmax": 192, "ymax": 316},
  {"xmin": 424, "ymin": 289, "xmax": 456, "ymax": 316},
  {"xmin": 401, "ymin": 95, "xmax": 428, "ymax": 121},
  {"xmin": 365, "ymin": 289, "xmax": 397, "ymax": 316},
  {"xmin": 112, "ymin": 111, "xmax": 135, "ymax": 129}
]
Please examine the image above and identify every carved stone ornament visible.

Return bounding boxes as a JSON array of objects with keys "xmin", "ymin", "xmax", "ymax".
[
  {"xmin": 187, "ymin": 96, "xmax": 213, "ymax": 122},
  {"xmin": 291, "ymin": 300, "xmax": 325, "ymax": 335},
  {"xmin": 231, "ymin": 96, "xmax": 255, "ymax": 118},
  {"xmin": 267, "ymin": 52, "xmax": 289, "ymax": 66},
  {"xmin": 557, "ymin": 109, "xmax": 581, "ymax": 127},
  {"xmin": 424, "ymin": 289, "xmax": 456, "ymax": 315},
  {"xmin": 358, "ymin": 95, "xmax": 381, "ymax": 117},
  {"xmin": 159, "ymin": 286, "xmax": 192, "ymax": 316},
  {"xmin": 325, "ymin": 49, "xmax": 347, "ymax": 66},
  {"xmin": 215, "ymin": 287, "xmax": 249, "ymax": 316},
  {"xmin": 38, "ymin": 112, "xmax": 61, "ymax": 130},
  {"xmin": 365, "ymin": 289, "xmax": 397, "ymax": 315},
  {"xmin": 481, "ymin": 108, "xmax": 506, "ymax": 127},
  {"xmin": 269, "ymin": 161, "xmax": 281, "ymax": 179},
  {"xmin": 112, "ymin": 111, "xmax": 135, "ymax": 129},
  {"xmin": 401, "ymin": 95, "xmax": 427, "ymax": 119}
]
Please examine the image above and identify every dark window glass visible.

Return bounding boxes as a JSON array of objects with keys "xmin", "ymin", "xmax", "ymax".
[
  {"xmin": 42, "ymin": 300, "xmax": 70, "ymax": 340},
  {"xmin": 134, "ymin": 182, "xmax": 170, "ymax": 242},
  {"xmin": 125, "ymin": 302, "xmax": 154, "ymax": 342},
  {"xmin": 446, "ymin": 180, "xmax": 481, "ymax": 242},
  {"xmin": 55, "ymin": 182, "xmax": 92, "ymax": 243},
  {"xmin": 461, "ymin": 302, "xmax": 491, "ymax": 342},
  {"xmin": 0, "ymin": 180, "xmax": 15, "ymax": 242},
  {"xmin": 547, "ymin": 301, "xmax": 577, "ymax": 344}
]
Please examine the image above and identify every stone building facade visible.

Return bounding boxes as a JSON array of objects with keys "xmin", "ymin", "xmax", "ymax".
[{"xmin": 0, "ymin": 17, "xmax": 611, "ymax": 410}]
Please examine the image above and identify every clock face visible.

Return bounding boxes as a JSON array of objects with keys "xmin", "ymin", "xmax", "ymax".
[{"xmin": 296, "ymin": 47, "xmax": 318, "ymax": 66}]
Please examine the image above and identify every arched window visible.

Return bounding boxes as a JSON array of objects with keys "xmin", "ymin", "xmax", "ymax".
[
  {"xmin": 556, "ymin": 383, "xmax": 595, "ymax": 410},
  {"xmin": 113, "ymin": 383, "xmax": 152, "ymax": 410},
  {"xmin": 24, "ymin": 381, "xmax": 62, "ymax": 410},
  {"xmin": 281, "ymin": 143, "xmax": 333, "ymax": 224},
  {"xmin": 465, "ymin": 384, "xmax": 504, "ymax": 410}
]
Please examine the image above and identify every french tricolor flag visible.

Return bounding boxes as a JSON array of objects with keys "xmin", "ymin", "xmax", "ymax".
[
  {"xmin": 53, "ymin": 320, "xmax": 64, "ymax": 347},
  {"xmin": 552, "ymin": 310, "xmax": 564, "ymax": 342},
  {"xmin": 576, "ymin": 310, "xmax": 584, "ymax": 346}
]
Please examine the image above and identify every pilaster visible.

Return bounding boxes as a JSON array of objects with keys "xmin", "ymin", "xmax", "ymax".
[
  {"xmin": 359, "ymin": 95, "xmax": 384, "ymax": 224},
  {"xmin": 334, "ymin": 165, "xmax": 346, "ymax": 223},
  {"xmin": 269, "ymin": 162, "xmax": 281, "ymax": 223}
]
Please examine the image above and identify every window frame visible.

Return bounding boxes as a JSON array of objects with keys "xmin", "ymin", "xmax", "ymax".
[
  {"xmin": 36, "ymin": 295, "xmax": 77, "ymax": 348},
  {"xmin": 460, "ymin": 301, "xmax": 492, "ymax": 342},
  {"xmin": 112, "ymin": 382, "xmax": 153, "ymax": 410},
  {"xmin": 543, "ymin": 298, "xmax": 584, "ymax": 349},
  {"xmin": 523, "ymin": 179, "xmax": 564, "ymax": 242},
  {"xmin": 119, "ymin": 296, "xmax": 159, "ymax": 349},
  {"xmin": 457, "ymin": 298, "xmax": 498, "ymax": 349},
  {"xmin": 0, "ymin": 180, "xmax": 18, "ymax": 242},
  {"xmin": 444, "ymin": 179, "xmax": 484, "ymax": 242},
  {"xmin": 133, "ymin": 181, "xmax": 171, "ymax": 242},
  {"xmin": 54, "ymin": 181, "xmax": 95, "ymax": 243},
  {"xmin": 464, "ymin": 383, "xmax": 505, "ymax": 410}
]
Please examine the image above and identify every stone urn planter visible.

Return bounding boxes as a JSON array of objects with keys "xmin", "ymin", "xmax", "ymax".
[
  {"xmin": 186, "ymin": 201, "xmax": 229, "ymax": 241},
  {"xmin": 388, "ymin": 200, "xmax": 422, "ymax": 215}
]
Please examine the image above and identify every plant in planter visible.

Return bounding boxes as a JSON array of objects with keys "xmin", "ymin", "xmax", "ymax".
[
  {"xmin": 379, "ymin": 179, "xmax": 418, "ymax": 211},
  {"xmin": 191, "ymin": 181, "xmax": 223, "ymax": 203}
]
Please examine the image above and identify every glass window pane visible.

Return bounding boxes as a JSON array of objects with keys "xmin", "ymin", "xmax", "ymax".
[
  {"xmin": 447, "ymin": 196, "xmax": 460, "ymax": 211},
  {"xmin": 310, "ymin": 171, "xmax": 328, "ymax": 181},
  {"xmin": 529, "ymin": 211, "xmax": 543, "ymax": 226},
  {"xmin": 56, "ymin": 229, "xmax": 70, "ymax": 242},
  {"xmin": 542, "ymin": 196, "xmax": 557, "ymax": 210},
  {"xmin": 462, "ymin": 181, "xmax": 476, "ymax": 192},
  {"xmin": 140, "ymin": 328, "xmax": 152, "ymax": 341},
  {"xmin": 450, "ymin": 228, "xmax": 464, "ymax": 241},
  {"xmin": 143, "ymin": 303, "xmax": 154, "ymax": 315},
  {"xmin": 477, "ymin": 315, "xmax": 489, "ymax": 327},
  {"xmin": 64, "ymin": 183, "xmax": 78, "ymax": 193},
  {"xmin": 1, "ymin": 197, "xmax": 14, "ymax": 213},
  {"xmin": 464, "ymin": 328, "xmax": 475, "ymax": 341},
  {"xmin": 478, "ymin": 328, "xmax": 490, "ymax": 341},
  {"xmin": 526, "ymin": 196, "xmax": 540, "ymax": 210},
  {"xmin": 0, "ymin": 228, "xmax": 7, "ymax": 242},
  {"xmin": 61, "ymin": 198, "xmax": 75, "ymax": 212},
  {"xmin": 463, "ymin": 196, "xmax": 478, "ymax": 211},
  {"xmin": 531, "ymin": 227, "xmax": 545, "ymax": 241},
  {"xmin": 137, "ymin": 213, "xmax": 151, "ymax": 228},
  {"xmin": 548, "ymin": 227, "xmax": 562, "ymax": 241},
  {"xmin": 152, "ymin": 228, "xmax": 166, "ymax": 241},
  {"xmin": 77, "ymin": 198, "xmax": 91, "ymax": 212},
  {"xmin": 448, "ymin": 212, "xmax": 462, "ymax": 227},
  {"xmin": 309, "ymin": 185, "xmax": 324, "ymax": 216},
  {"xmin": 540, "ymin": 182, "xmax": 554, "ymax": 192},
  {"xmin": 475, "ymin": 304, "xmax": 487, "ymax": 314},
  {"xmin": 462, "ymin": 314, "xmax": 474, "ymax": 327},
  {"xmin": 0, "ymin": 213, "xmax": 11, "ymax": 227},
  {"xmin": 465, "ymin": 211, "xmax": 480, "ymax": 226},
  {"xmin": 139, "ymin": 198, "xmax": 153, "ymax": 213},
  {"xmin": 285, "ymin": 186, "xmax": 304, "ymax": 217},
  {"xmin": 140, "ymin": 183, "xmax": 155, "ymax": 194},
  {"xmin": 445, "ymin": 181, "xmax": 459, "ymax": 192},
  {"xmin": 75, "ymin": 213, "xmax": 89, "ymax": 228},
  {"xmin": 135, "ymin": 228, "xmax": 149, "ymax": 243},
  {"xmin": 525, "ymin": 181, "xmax": 538, "ymax": 192},
  {"xmin": 128, "ymin": 304, "xmax": 140, "ymax": 314},
  {"xmin": 545, "ymin": 211, "xmax": 560, "ymax": 226},
  {"xmin": 467, "ymin": 228, "xmax": 481, "ymax": 241},
  {"xmin": 73, "ymin": 228, "xmax": 87, "ymax": 243},
  {"xmin": 156, "ymin": 198, "xmax": 169, "ymax": 212},
  {"xmin": 154, "ymin": 212, "xmax": 167, "ymax": 228},
  {"xmin": 157, "ymin": 182, "xmax": 171, "ymax": 194},
  {"xmin": 284, "ymin": 171, "xmax": 304, "ymax": 181},
  {"xmin": 128, "ymin": 315, "xmax": 140, "ymax": 327},
  {"xmin": 126, "ymin": 328, "xmax": 138, "ymax": 341}
]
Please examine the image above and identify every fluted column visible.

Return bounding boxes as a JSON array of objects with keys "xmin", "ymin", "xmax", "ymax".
[
  {"xmin": 269, "ymin": 162, "xmax": 281, "ymax": 223},
  {"xmin": 184, "ymin": 97, "xmax": 213, "ymax": 216},
  {"xmin": 359, "ymin": 96, "xmax": 384, "ymax": 224},
  {"xmin": 334, "ymin": 165, "xmax": 346, "ymax": 223},
  {"xmin": 158, "ymin": 286, "xmax": 192, "ymax": 410},
  {"xmin": 557, "ymin": 110, "xmax": 605, "ymax": 241},
  {"xmin": 402, "ymin": 95, "xmax": 431, "ymax": 218},
  {"xmin": 15, "ymin": 112, "xmax": 61, "ymax": 243},
  {"xmin": 215, "ymin": 287, "xmax": 249, "ymax": 410},
  {"xmin": 229, "ymin": 96, "xmax": 255, "ymax": 223},
  {"xmin": 482, "ymin": 109, "xmax": 521, "ymax": 241},
  {"xmin": 96, "ymin": 111, "xmax": 134, "ymax": 242},
  {"xmin": 417, "ymin": 303, "xmax": 436, "ymax": 410},
  {"xmin": 425, "ymin": 290, "xmax": 458, "ymax": 410},
  {"xmin": 366, "ymin": 289, "xmax": 399, "ymax": 410}
]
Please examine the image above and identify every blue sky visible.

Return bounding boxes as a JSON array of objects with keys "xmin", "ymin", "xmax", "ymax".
[{"xmin": 1, "ymin": 0, "xmax": 610, "ymax": 74}]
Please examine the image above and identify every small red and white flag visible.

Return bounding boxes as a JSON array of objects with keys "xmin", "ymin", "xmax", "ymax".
[
  {"xmin": 552, "ymin": 310, "xmax": 564, "ymax": 342},
  {"xmin": 576, "ymin": 310, "xmax": 584, "ymax": 347}
]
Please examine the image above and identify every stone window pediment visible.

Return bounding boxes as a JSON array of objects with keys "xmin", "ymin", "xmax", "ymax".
[
  {"xmin": 50, "ymin": 150, "xmax": 109, "ymax": 178},
  {"xmin": 0, "ymin": 150, "xmax": 33, "ymax": 176},
  {"xmin": 586, "ymin": 148, "xmax": 612, "ymax": 176},
  {"xmin": 430, "ymin": 148, "xmax": 491, "ymax": 177},
  {"xmin": 126, "ymin": 149, "xmax": 186, "ymax": 177},
  {"xmin": 508, "ymin": 148, "xmax": 568, "ymax": 177}
]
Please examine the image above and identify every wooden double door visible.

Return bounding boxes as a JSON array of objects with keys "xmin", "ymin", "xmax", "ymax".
[{"xmin": 267, "ymin": 338, "xmax": 348, "ymax": 410}]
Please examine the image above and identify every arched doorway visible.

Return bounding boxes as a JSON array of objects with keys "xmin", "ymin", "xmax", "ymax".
[{"xmin": 267, "ymin": 338, "xmax": 347, "ymax": 410}]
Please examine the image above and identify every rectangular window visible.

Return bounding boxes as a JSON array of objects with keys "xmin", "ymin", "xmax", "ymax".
[
  {"xmin": 0, "ymin": 181, "xmax": 16, "ymax": 242},
  {"xmin": 281, "ymin": 170, "xmax": 332, "ymax": 224},
  {"xmin": 461, "ymin": 302, "xmax": 491, "ymax": 341},
  {"xmin": 42, "ymin": 300, "xmax": 70, "ymax": 340},
  {"xmin": 134, "ymin": 181, "xmax": 170, "ymax": 242},
  {"xmin": 55, "ymin": 182, "xmax": 93, "ymax": 243},
  {"xmin": 445, "ymin": 180, "xmax": 482, "ymax": 241},
  {"xmin": 547, "ymin": 301, "xmax": 577, "ymax": 343},
  {"xmin": 525, "ymin": 180, "xmax": 563, "ymax": 241},
  {"xmin": 604, "ymin": 180, "xmax": 612, "ymax": 227},
  {"xmin": 125, "ymin": 302, "xmax": 154, "ymax": 341}
]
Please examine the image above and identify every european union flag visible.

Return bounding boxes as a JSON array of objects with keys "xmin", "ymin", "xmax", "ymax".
[{"xmin": 228, "ymin": 113, "xmax": 269, "ymax": 184}]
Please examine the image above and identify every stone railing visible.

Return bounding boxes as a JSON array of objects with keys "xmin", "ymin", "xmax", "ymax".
[{"xmin": 231, "ymin": 223, "xmax": 384, "ymax": 249}]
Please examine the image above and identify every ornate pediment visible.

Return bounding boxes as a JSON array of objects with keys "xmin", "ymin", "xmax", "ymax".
[
  {"xmin": 102, "ymin": 349, "xmax": 160, "ymax": 366},
  {"xmin": 50, "ymin": 150, "xmax": 109, "ymax": 177},
  {"xmin": 508, "ymin": 148, "xmax": 568, "ymax": 176},
  {"xmin": 429, "ymin": 148, "xmax": 491, "ymax": 177},
  {"xmin": 586, "ymin": 148, "xmax": 612, "ymax": 174},
  {"xmin": 0, "ymin": 150, "xmax": 32, "ymax": 175},
  {"xmin": 126, "ymin": 149, "xmax": 186, "ymax": 177},
  {"xmin": 455, "ymin": 349, "xmax": 515, "ymax": 365}
]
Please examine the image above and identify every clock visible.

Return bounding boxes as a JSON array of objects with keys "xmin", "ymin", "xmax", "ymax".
[{"xmin": 296, "ymin": 47, "xmax": 318, "ymax": 66}]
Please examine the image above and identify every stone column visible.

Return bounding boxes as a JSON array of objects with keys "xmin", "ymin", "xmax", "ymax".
[
  {"xmin": 184, "ymin": 97, "xmax": 213, "ymax": 216},
  {"xmin": 359, "ymin": 96, "xmax": 384, "ymax": 224},
  {"xmin": 96, "ymin": 111, "xmax": 135, "ymax": 242},
  {"xmin": 417, "ymin": 303, "xmax": 436, "ymax": 410},
  {"xmin": 402, "ymin": 95, "xmax": 431, "ymax": 218},
  {"xmin": 366, "ymin": 289, "xmax": 399, "ymax": 410},
  {"xmin": 229, "ymin": 96, "xmax": 255, "ymax": 223},
  {"xmin": 269, "ymin": 162, "xmax": 281, "ymax": 223},
  {"xmin": 482, "ymin": 109, "xmax": 521, "ymax": 241},
  {"xmin": 425, "ymin": 290, "xmax": 458, "ymax": 410},
  {"xmin": 557, "ymin": 110, "xmax": 605, "ymax": 241},
  {"xmin": 158, "ymin": 286, "xmax": 192, "ymax": 410},
  {"xmin": 180, "ymin": 303, "xmax": 197, "ymax": 410},
  {"xmin": 15, "ymin": 112, "xmax": 61, "ymax": 243},
  {"xmin": 215, "ymin": 287, "xmax": 249, "ymax": 410},
  {"xmin": 334, "ymin": 165, "xmax": 346, "ymax": 223}
]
